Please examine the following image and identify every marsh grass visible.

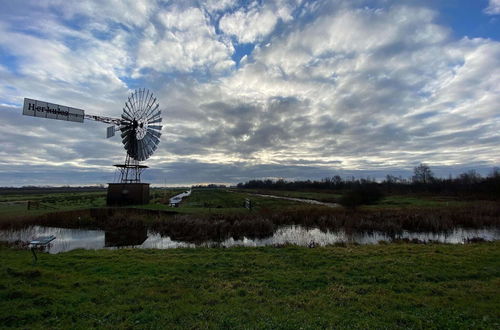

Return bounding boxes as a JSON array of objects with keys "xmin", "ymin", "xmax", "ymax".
[
  {"xmin": 0, "ymin": 201, "xmax": 498, "ymax": 243},
  {"xmin": 267, "ymin": 202, "xmax": 500, "ymax": 233}
]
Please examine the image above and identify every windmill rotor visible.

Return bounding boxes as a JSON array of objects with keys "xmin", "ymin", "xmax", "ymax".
[{"xmin": 119, "ymin": 89, "xmax": 162, "ymax": 162}]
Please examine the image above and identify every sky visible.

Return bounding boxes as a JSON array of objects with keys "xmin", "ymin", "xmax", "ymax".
[{"xmin": 0, "ymin": 0, "xmax": 499, "ymax": 186}]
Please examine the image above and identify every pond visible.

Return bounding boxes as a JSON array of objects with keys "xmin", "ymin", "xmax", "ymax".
[{"xmin": 1, "ymin": 225, "xmax": 499, "ymax": 253}]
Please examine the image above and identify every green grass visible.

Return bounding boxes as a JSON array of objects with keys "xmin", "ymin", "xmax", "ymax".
[
  {"xmin": 175, "ymin": 189, "xmax": 303, "ymax": 214},
  {"xmin": 0, "ymin": 243, "xmax": 499, "ymax": 328},
  {"xmin": 0, "ymin": 189, "xmax": 186, "ymax": 217},
  {"xmin": 236, "ymin": 189, "xmax": 471, "ymax": 209},
  {"xmin": 238, "ymin": 189, "xmax": 341, "ymax": 203},
  {"xmin": 0, "ymin": 188, "xmax": 477, "ymax": 219},
  {"xmin": 367, "ymin": 195, "xmax": 469, "ymax": 209},
  {"xmin": 0, "ymin": 192, "xmax": 107, "ymax": 217}
]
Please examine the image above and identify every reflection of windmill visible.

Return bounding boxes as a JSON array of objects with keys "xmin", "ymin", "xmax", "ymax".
[{"xmin": 22, "ymin": 89, "xmax": 162, "ymax": 205}]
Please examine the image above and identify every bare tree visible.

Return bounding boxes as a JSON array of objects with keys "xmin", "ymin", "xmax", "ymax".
[
  {"xmin": 458, "ymin": 170, "xmax": 482, "ymax": 185},
  {"xmin": 412, "ymin": 163, "xmax": 434, "ymax": 184}
]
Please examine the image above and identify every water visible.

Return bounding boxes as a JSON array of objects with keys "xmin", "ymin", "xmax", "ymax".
[
  {"xmin": 1, "ymin": 225, "xmax": 498, "ymax": 254},
  {"xmin": 169, "ymin": 190, "xmax": 191, "ymax": 206},
  {"xmin": 251, "ymin": 193, "xmax": 338, "ymax": 208}
]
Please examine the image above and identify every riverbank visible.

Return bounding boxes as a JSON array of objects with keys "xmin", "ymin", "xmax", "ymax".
[
  {"xmin": 1, "ymin": 243, "xmax": 499, "ymax": 328},
  {"xmin": 1, "ymin": 202, "xmax": 499, "ymax": 243}
]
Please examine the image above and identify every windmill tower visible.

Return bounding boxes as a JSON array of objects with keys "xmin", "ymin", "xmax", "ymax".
[{"xmin": 22, "ymin": 89, "xmax": 162, "ymax": 205}]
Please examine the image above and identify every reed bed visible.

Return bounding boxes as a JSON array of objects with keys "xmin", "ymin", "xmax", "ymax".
[{"xmin": 0, "ymin": 202, "xmax": 498, "ymax": 242}]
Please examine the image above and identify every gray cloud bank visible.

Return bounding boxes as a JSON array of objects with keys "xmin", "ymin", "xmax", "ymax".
[{"xmin": 0, "ymin": 0, "xmax": 499, "ymax": 186}]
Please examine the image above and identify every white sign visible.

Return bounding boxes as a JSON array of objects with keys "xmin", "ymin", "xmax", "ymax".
[{"xmin": 23, "ymin": 98, "xmax": 85, "ymax": 123}]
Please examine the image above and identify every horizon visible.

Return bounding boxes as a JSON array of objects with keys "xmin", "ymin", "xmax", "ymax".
[
  {"xmin": 1, "ymin": 0, "xmax": 499, "ymax": 186},
  {"xmin": 0, "ymin": 164, "xmax": 498, "ymax": 188}
]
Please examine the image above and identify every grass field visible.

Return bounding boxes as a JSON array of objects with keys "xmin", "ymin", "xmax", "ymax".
[
  {"xmin": 1, "ymin": 242, "xmax": 499, "ymax": 328},
  {"xmin": 238, "ymin": 189, "xmax": 341, "ymax": 203},
  {"xmin": 368, "ymin": 194, "xmax": 468, "ymax": 209},
  {"xmin": 0, "ymin": 187, "xmax": 477, "ymax": 219},
  {"xmin": 0, "ymin": 189, "xmax": 185, "ymax": 217},
  {"xmin": 0, "ymin": 191, "xmax": 107, "ymax": 217},
  {"xmin": 179, "ymin": 189, "xmax": 304, "ymax": 212},
  {"xmin": 0, "ymin": 187, "xmax": 498, "ymax": 328},
  {"xmin": 139, "ymin": 188, "xmax": 307, "ymax": 215}
]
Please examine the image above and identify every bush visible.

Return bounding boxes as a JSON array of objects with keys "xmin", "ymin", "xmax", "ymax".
[{"xmin": 339, "ymin": 186, "xmax": 383, "ymax": 209}]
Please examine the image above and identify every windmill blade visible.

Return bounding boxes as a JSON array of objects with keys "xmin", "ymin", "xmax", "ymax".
[
  {"xmin": 148, "ymin": 125, "xmax": 162, "ymax": 131},
  {"xmin": 122, "ymin": 108, "xmax": 132, "ymax": 120},
  {"xmin": 143, "ymin": 93, "xmax": 155, "ymax": 117},
  {"xmin": 131, "ymin": 92, "xmax": 139, "ymax": 117},
  {"xmin": 146, "ymin": 133, "xmax": 160, "ymax": 146},
  {"xmin": 122, "ymin": 104, "xmax": 134, "ymax": 119},
  {"xmin": 136, "ymin": 140, "xmax": 144, "ymax": 161},
  {"xmin": 148, "ymin": 117, "xmax": 162, "ymax": 124},
  {"xmin": 141, "ymin": 141, "xmax": 151, "ymax": 161},
  {"xmin": 143, "ymin": 89, "xmax": 150, "ymax": 113},
  {"xmin": 142, "ymin": 88, "xmax": 148, "ymax": 112},
  {"xmin": 145, "ymin": 130, "xmax": 160, "ymax": 142},
  {"xmin": 122, "ymin": 133, "xmax": 133, "ymax": 148},
  {"xmin": 120, "ymin": 130, "xmax": 132, "ymax": 140},
  {"xmin": 141, "ymin": 140, "xmax": 150, "ymax": 161},
  {"xmin": 125, "ymin": 102, "xmax": 135, "ymax": 119},
  {"xmin": 144, "ymin": 98, "xmax": 158, "ymax": 119},
  {"xmin": 123, "ymin": 139, "xmax": 131, "ymax": 153},
  {"xmin": 128, "ymin": 95, "xmax": 135, "ymax": 117},
  {"xmin": 143, "ymin": 138, "xmax": 155, "ymax": 156},
  {"xmin": 120, "ymin": 126, "xmax": 133, "ymax": 138},
  {"xmin": 129, "ymin": 139, "xmax": 138, "ymax": 159},
  {"xmin": 145, "ymin": 95, "xmax": 156, "ymax": 113},
  {"xmin": 120, "ymin": 120, "xmax": 133, "ymax": 128},
  {"xmin": 145, "ymin": 103, "xmax": 159, "ymax": 120},
  {"xmin": 121, "ymin": 113, "xmax": 132, "ymax": 125},
  {"xmin": 147, "ymin": 128, "xmax": 161, "ymax": 139},
  {"xmin": 147, "ymin": 112, "xmax": 161, "ymax": 124}
]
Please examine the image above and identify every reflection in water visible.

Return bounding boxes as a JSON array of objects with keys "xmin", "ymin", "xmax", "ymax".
[
  {"xmin": 105, "ymin": 227, "xmax": 148, "ymax": 247},
  {"xmin": 0, "ymin": 225, "xmax": 498, "ymax": 254}
]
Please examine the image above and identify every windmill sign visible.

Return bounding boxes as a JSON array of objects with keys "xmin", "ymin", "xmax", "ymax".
[{"xmin": 23, "ymin": 98, "xmax": 84, "ymax": 122}]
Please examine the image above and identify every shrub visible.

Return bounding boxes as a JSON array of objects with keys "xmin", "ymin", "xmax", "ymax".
[{"xmin": 339, "ymin": 186, "xmax": 383, "ymax": 209}]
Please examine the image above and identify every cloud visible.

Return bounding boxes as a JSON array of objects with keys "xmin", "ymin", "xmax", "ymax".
[
  {"xmin": 135, "ymin": 5, "xmax": 234, "ymax": 75},
  {"xmin": 485, "ymin": 0, "xmax": 500, "ymax": 15},
  {"xmin": 212, "ymin": 4, "xmax": 500, "ymax": 170},
  {"xmin": 41, "ymin": 0, "xmax": 157, "ymax": 28},
  {"xmin": 219, "ymin": 0, "xmax": 299, "ymax": 43},
  {"xmin": 203, "ymin": 0, "xmax": 238, "ymax": 13},
  {"xmin": 220, "ymin": 7, "xmax": 280, "ymax": 44},
  {"xmin": 0, "ymin": 0, "xmax": 498, "ymax": 185}
]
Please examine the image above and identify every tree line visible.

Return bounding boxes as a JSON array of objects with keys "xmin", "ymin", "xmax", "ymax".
[{"xmin": 237, "ymin": 164, "xmax": 500, "ymax": 198}]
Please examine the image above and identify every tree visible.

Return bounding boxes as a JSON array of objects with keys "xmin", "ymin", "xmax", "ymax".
[
  {"xmin": 412, "ymin": 163, "xmax": 434, "ymax": 184},
  {"xmin": 458, "ymin": 170, "xmax": 482, "ymax": 185}
]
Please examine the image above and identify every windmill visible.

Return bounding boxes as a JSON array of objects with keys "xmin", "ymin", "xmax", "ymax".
[{"xmin": 22, "ymin": 89, "xmax": 162, "ymax": 205}]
